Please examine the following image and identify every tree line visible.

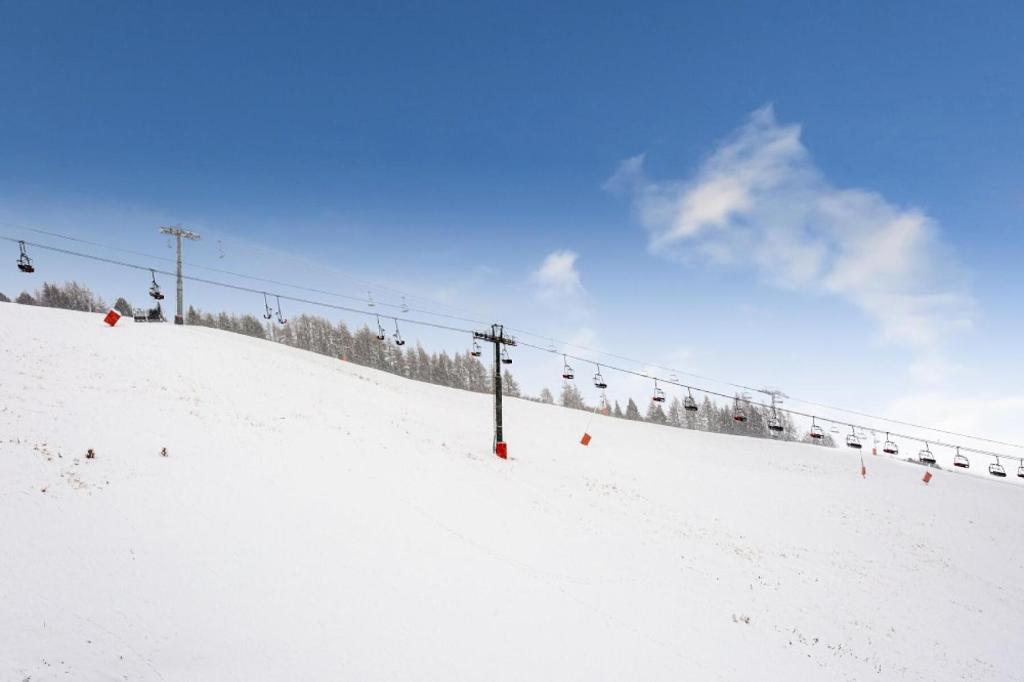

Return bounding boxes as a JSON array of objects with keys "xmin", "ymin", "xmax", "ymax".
[{"xmin": 2, "ymin": 281, "xmax": 833, "ymax": 445}]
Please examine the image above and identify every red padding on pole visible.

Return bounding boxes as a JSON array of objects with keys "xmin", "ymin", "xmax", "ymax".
[
  {"xmin": 495, "ymin": 442, "xmax": 507, "ymax": 459},
  {"xmin": 103, "ymin": 309, "xmax": 121, "ymax": 327},
  {"xmin": 922, "ymin": 471, "xmax": 933, "ymax": 485},
  {"xmin": 580, "ymin": 433, "xmax": 592, "ymax": 446}
]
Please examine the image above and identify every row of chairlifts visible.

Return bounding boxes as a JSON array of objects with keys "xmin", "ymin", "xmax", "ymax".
[
  {"xmin": 261, "ymin": 294, "xmax": 287, "ymax": 324},
  {"xmin": 367, "ymin": 292, "xmax": 411, "ymax": 314},
  {"xmin": 905, "ymin": 437, "xmax": 1022, "ymax": 479},
  {"xmin": 559, "ymin": 355, "xmax": 697, "ymax": 413},
  {"xmin": 376, "ymin": 316, "xmax": 405, "ymax": 345},
  {"xmin": 548, "ymin": 343, "xmax": 1023, "ymax": 476}
]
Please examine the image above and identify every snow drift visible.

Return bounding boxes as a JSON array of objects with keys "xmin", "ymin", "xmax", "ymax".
[{"xmin": 1, "ymin": 303, "xmax": 1021, "ymax": 681}]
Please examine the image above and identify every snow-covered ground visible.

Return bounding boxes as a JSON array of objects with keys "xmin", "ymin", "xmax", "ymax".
[{"xmin": 1, "ymin": 303, "xmax": 1022, "ymax": 681}]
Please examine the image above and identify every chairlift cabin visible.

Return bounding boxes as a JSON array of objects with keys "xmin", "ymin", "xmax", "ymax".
[
  {"xmin": 846, "ymin": 427, "xmax": 862, "ymax": 449},
  {"xmin": 500, "ymin": 347, "xmax": 512, "ymax": 365},
  {"xmin": 262, "ymin": 293, "xmax": 273, "ymax": 320},
  {"xmin": 952, "ymin": 448, "xmax": 970, "ymax": 468},
  {"xmin": 918, "ymin": 443, "xmax": 936, "ymax": 466},
  {"xmin": 652, "ymin": 380, "xmax": 666, "ymax": 403},
  {"xmin": 16, "ymin": 241, "xmax": 34, "ymax": 273},
  {"xmin": 683, "ymin": 388, "xmax": 698, "ymax": 412},
  {"xmin": 470, "ymin": 340, "xmax": 482, "ymax": 358},
  {"xmin": 593, "ymin": 365, "xmax": 608, "ymax": 390},
  {"xmin": 882, "ymin": 433, "xmax": 899, "ymax": 455},
  {"xmin": 809, "ymin": 417, "xmax": 824, "ymax": 439},
  {"xmin": 392, "ymin": 319, "xmax": 405, "ymax": 346},
  {"xmin": 561, "ymin": 355, "xmax": 574, "ymax": 380},
  {"xmin": 988, "ymin": 457, "xmax": 1006, "ymax": 478}
]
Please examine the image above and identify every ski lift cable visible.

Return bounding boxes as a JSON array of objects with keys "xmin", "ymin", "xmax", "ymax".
[
  {"xmin": 5, "ymin": 233, "xmax": 1022, "ymax": 460},
  {"xmin": 511, "ymin": 335, "xmax": 1024, "ymax": 451},
  {"xmin": 0, "ymin": 224, "xmax": 492, "ymax": 327},
  {"xmin": 516, "ymin": 339, "xmax": 1023, "ymax": 464},
  {"xmin": 10, "ymin": 224, "xmax": 1022, "ymax": 451},
  {"xmin": 0, "ymin": 236, "xmax": 476, "ymax": 337}
]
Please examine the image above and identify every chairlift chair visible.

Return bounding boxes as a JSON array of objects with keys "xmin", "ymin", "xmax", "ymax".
[
  {"xmin": 275, "ymin": 296, "xmax": 287, "ymax": 325},
  {"xmin": 561, "ymin": 355, "xmax": 574, "ymax": 380},
  {"xmin": 882, "ymin": 433, "xmax": 899, "ymax": 455},
  {"xmin": 148, "ymin": 270, "xmax": 164, "ymax": 300},
  {"xmin": 988, "ymin": 456, "xmax": 1006, "ymax": 478},
  {"xmin": 16, "ymin": 240, "xmax": 34, "ymax": 273},
  {"xmin": 768, "ymin": 414, "xmax": 784, "ymax": 433},
  {"xmin": 500, "ymin": 347, "xmax": 512, "ymax": 364},
  {"xmin": 830, "ymin": 425, "xmax": 840, "ymax": 434},
  {"xmin": 375, "ymin": 316, "xmax": 386, "ymax": 341},
  {"xmin": 732, "ymin": 407, "xmax": 747, "ymax": 423},
  {"xmin": 392, "ymin": 319, "xmax": 405, "ymax": 346},
  {"xmin": 1017, "ymin": 461, "xmax": 1024, "ymax": 479},
  {"xmin": 367, "ymin": 292, "xmax": 376, "ymax": 308},
  {"xmin": 683, "ymin": 388, "xmax": 698, "ymax": 412},
  {"xmin": 918, "ymin": 443, "xmax": 936, "ymax": 466},
  {"xmin": 470, "ymin": 340, "xmax": 482, "ymax": 358},
  {"xmin": 846, "ymin": 427, "xmax": 862, "ymax": 449},
  {"xmin": 809, "ymin": 417, "xmax": 824, "ymax": 439},
  {"xmin": 262, "ymin": 293, "xmax": 273, "ymax": 320},
  {"xmin": 400, "ymin": 296, "xmax": 409, "ymax": 313},
  {"xmin": 952, "ymin": 447, "xmax": 970, "ymax": 469},
  {"xmin": 593, "ymin": 365, "xmax": 608, "ymax": 390},
  {"xmin": 652, "ymin": 380, "xmax": 666, "ymax": 403}
]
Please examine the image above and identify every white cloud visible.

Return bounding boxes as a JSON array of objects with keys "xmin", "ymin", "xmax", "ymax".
[
  {"xmin": 610, "ymin": 105, "xmax": 973, "ymax": 359},
  {"xmin": 532, "ymin": 250, "xmax": 585, "ymax": 300}
]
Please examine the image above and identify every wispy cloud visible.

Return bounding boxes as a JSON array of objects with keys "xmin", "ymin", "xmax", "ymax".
[
  {"xmin": 532, "ymin": 249, "xmax": 585, "ymax": 301},
  {"xmin": 608, "ymin": 105, "xmax": 973, "ymax": 366}
]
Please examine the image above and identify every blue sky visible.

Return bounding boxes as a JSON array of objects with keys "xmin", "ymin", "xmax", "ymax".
[{"xmin": 1, "ymin": 1, "xmax": 1022, "ymax": 446}]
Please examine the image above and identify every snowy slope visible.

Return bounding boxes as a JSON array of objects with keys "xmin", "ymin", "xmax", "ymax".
[{"xmin": 1, "ymin": 303, "xmax": 1022, "ymax": 682}]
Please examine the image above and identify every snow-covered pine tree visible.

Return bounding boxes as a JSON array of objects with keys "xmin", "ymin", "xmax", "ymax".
[
  {"xmin": 502, "ymin": 370, "xmax": 521, "ymax": 397},
  {"xmin": 625, "ymin": 398, "xmax": 642, "ymax": 420},
  {"xmin": 667, "ymin": 397, "xmax": 683, "ymax": 427},
  {"xmin": 645, "ymin": 401, "xmax": 668, "ymax": 424},
  {"xmin": 113, "ymin": 297, "xmax": 133, "ymax": 317}
]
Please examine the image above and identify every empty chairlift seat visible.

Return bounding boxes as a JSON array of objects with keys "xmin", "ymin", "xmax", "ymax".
[
  {"xmin": 953, "ymin": 448, "xmax": 970, "ymax": 468},
  {"xmin": 16, "ymin": 240, "xmax": 34, "ymax": 273},
  {"xmin": 882, "ymin": 433, "xmax": 899, "ymax": 455},
  {"xmin": 988, "ymin": 457, "xmax": 1007, "ymax": 477},
  {"xmin": 561, "ymin": 355, "xmax": 574, "ymax": 380}
]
